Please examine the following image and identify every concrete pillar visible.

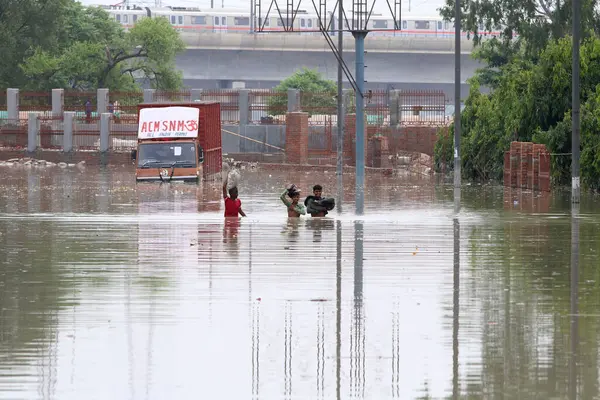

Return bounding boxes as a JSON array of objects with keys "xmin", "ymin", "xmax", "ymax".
[
  {"xmin": 27, "ymin": 112, "xmax": 39, "ymax": 153},
  {"xmin": 52, "ymin": 89, "xmax": 64, "ymax": 117},
  {"xmin": 389, "ymin": 90, "xmax": 400, "ymax": 126},
  {"xmin": 191, "ymin": 89, "xmax": 203, "ymax": 101},
  {"xmin": 143, "ymin": 89, "xmax": 156, "ymax": 103},
  {"xmin": 63, "ymin": 112, "xmax": 75, "ymax": 153},
  {"xmin": 287, "ymin": 89, "xmax": 300, "ymax": 112},
  {"xmin": 100, "ymin": 113, "xmax": 110, "ymax": 152},
  {"xmin": 285, "ymin": 112, "xmax": 309, "ymax": 164},
  {"xmin": 97, "ymin": 88, "xmax": 109, "ymax": 114},
  {"xmin": 7, "ymin": 88, "xmax": 19, "ymax": 120},
  {"xmin": 238, "ymin": 89, "xmax": 250, "ymax": 125}
]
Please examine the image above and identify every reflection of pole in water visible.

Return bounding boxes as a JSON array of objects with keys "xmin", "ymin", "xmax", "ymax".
[
  {"xmin": 452, "ymin": 218, "xmax": 460, "ymax": 400},
  {"xmin": 391, "ymin": 301, "xmax": 400, "ymax": 397},
  {"xmin": 251, "ymin": 302, "xmax": 260, "ymax": 398},
  {"xmin": 569, "ymin": 205, "xmax": 580, "ymax": 400},
  {"xmin": 316, "ymin": 302, "xmax": 325, "ymax": 397},
  {"xmin": 145, "ymin": 287, "xmax": 156, "ymax": 400},
  {"xmin": 454, "ymin": 187, "xmax": 461, "ymax": 214},
  {"xmin": 250, "ymin": 225, "xmax": 260, "ymax": 398},
  {"xmin": 284, "ymin": 302, "xmax": 292, "ymax": 399},
  {"xmin": 335, "ymin": 220, "xmax": 342, "ymax": 400},
  {"xmin": 127, "ymin": 262, "xmax": 136, "ymax": 400},
  {"xmin": 351, "ymin": 221, "xmax": 365, "ymax": 398}
]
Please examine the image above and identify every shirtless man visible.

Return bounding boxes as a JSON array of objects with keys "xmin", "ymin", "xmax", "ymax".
[{"xmin": 279, "ymin": 184, "xmax": 306, "ymax": 217}]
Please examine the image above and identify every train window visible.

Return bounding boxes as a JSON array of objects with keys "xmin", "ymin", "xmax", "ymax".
[
  {"xmin": 437, "ymin": 21, "xmax": 442, "ymax": 30},
  {"xmin": 444, "ymin": 21, "xmax": 449, "ymax": 29},
  {"xmin": 133, "ymin": 15, "xmax": 137, "ymax": 22},
  {"xmin": 258, "ymin": 17, "xmax": 269, "ymax": 26},
  {"xmin": 221, "ymin": 17, "xmax": 226, "ymax": 25},
  {"xmin": 277, "ymin": 18, "xmax": 284, "ymax": 26},
  {"xmin": 415, "ymin": 20, "xmax": 430, "ymax": 29},
  {"xmin": 373, "ymin": 20, "xmax": 388, "ymax": 29},
  {"xmin": 178, "ymin": 16, "xmax": 183, "ymax": 24},
  {"xmin": 478, "ymin": 22, "xmax": 484, "ymax": 30},
  {"xmin": 402, "ymin": 20, "xmax": 407, "ymax": 29},
  {"xmin": 234, "ymin": 17, "xmax": 249, "ymax": 25},
  {"xmin": 307, "ymin": 19, "xmax": 312, "ymax": 28},
  {"xmin": 214, "ymin": 17, "xmax": 220, "ymax": 25},
  {"xmin": 171, "ymin": 16, "xmax": 176, "ymax": 24},
  {"xmin": 191, "ymin": 16, "xmax": 206, "ymax": 24},
  {"xmin": 123, "ymin": 14, "xmax": 128, "ymax": 23},
  {"xmin": 116, "ymin": 14, "xmax": 121, "ymax": 22},
  {"xmin": 300, "ymin": 19, "xmax": 305, "ymax": 27}
]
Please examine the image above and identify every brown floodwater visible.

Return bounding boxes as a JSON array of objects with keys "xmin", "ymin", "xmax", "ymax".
[{"xmin": 0, "ymin": 164, "xmax": 599, "ymax": 399}]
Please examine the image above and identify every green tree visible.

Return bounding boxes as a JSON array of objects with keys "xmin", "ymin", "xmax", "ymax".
[
  {"xmin": 435, "ymin": 35, "xmax": 600, "ymax": 189},
  {"xmin": 439, "ymin": 0, "xmax": 600, "ymax": 87},
  {"xmin": 267, "ymin": 68, "xmax": 337, "ymax": 116},
  {"xmin": 19, "ymin": 8, "xmax": 185, "ymax": 91}
]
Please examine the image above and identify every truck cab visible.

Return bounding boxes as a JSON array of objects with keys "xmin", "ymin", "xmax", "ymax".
[{"xmin": 133, "ymin": 102, "xmax": 221, "ymax": 182}]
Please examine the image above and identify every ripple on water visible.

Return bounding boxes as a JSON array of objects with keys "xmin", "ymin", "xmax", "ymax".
[{"xmin": 0, "ymin": 168, "xmax": 599, "ymax": 399}]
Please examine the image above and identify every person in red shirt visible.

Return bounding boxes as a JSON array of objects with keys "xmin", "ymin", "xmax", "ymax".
[{"xmin": 223, "ymin": 177, "xmax": 246, "ymax": 217}]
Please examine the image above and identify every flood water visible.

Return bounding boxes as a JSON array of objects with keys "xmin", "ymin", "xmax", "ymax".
[{"xmin": 0, "ymin": 165, "xmax": 599, "ymax": 399}]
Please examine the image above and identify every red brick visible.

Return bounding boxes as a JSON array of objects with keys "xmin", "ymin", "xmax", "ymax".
[{"xmin": 285, "ymin": 112, "xmax": 309, "ymax": 164}]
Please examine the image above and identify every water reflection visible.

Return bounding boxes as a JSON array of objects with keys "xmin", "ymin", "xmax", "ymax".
[
  {"xmin": 2, "ymin": 167, "xmax": 600, "ymax": 399},
  {"xmin": 570, "ymin": 205, "xmax": 579, "ymax": 400}
]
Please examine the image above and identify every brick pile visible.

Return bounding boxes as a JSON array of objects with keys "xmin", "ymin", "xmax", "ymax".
[{"xmin": 503, "ymin": 141, "xmax": 550, "ymax": 191}]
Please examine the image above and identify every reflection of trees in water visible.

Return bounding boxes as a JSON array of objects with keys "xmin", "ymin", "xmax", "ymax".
[{"xmin": 460, "ymin": 218, "xmax": 600, "ymax": 398}]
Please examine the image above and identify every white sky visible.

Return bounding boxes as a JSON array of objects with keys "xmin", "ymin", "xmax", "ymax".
[{"xmin": 79, "ymin": 0, "xmax": 447, "ymax": 17}]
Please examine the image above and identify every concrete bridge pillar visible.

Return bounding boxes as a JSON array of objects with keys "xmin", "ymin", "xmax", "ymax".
[
  {"xmin": 7, "ymin": 88, "xmax": 19, "ymax": 120},
  {"xmin": 27, "ymin": 112, "xmax": 40, "ymax": 153},
  {"xmin": 52, "ymin": 89, "xmax": 64, "ymax": 117},
  {"xmin": 238, "ymin": 89, "xmax": 250, "ymax": 125},
  {"xmin": 143, "ymin": 89, "xmax": 156, "ymax": 103},
  {"xmin": 100, "ymin": 113, "xmax": 111, "ymax": 152},
  {"xmin": 63, "ymin": 112, "xmax": 75, "ymax": 153},
  {"xmin": 97, "ymin": 88, "xmax": 109, "ymax": 114},
  {"xmin": 287, "ymin": 89, "xmax": 300, "ymax": 112}
]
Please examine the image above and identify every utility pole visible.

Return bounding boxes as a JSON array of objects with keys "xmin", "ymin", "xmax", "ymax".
[
  {"xmin": 572, "ymin": 0, "xmax": 581, "ymax": 204},
  {"xmin": 336, "ymin": 0, "xmax": 344, "ymax": 213},
  {"xmin": 453, "ymin": 0, "xmax": 461, "ymax": 190}
]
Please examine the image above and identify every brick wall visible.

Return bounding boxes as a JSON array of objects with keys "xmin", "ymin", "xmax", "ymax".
[
  {"xmin": 285, "ymin": 112, "xmax": 309, "ymax": 164},
  {"xmin": 504, "ymin": 141, "xmax": 550, "ymax": 191}
]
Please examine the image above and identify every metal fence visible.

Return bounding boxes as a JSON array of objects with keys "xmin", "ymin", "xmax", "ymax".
[
  {"xmin": 0, "ymin": 118, "xmax": 27, "ymax": 148},
  {"xmin": 20, "ymin": 92, "xmax": 52, "ymax": 115},
  {"xmin": 249, "ymin": 90, "xmax": 286, "ymax": 125},
  {"xmin": 398, "ymin": 90, "xmax": 448, "ymax": 126},
  {"xmin": 64, "ymin": 91, "xmax": 96, "ymax": 113},
  {"xmin": 111, "ymin": 91, "xmax": 143, "ymax": 123},
  {"xmin": 38, "ymin": 116, "xmax": 64, "ymax": 150},
  {"xmin": 74, "ymin": 116, "xmax": 100, "ymax": 150},
  {"xmin": 201, "ymin": 90, "xmax": 239, "ymax": 124},
  {"xmin": 110, "ymin": 119, "xmax": 137, "ymax": 151}
]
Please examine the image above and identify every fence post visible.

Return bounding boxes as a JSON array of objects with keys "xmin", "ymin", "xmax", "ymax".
[
  {"xmin": 97, "ymin": 88, "xmax": 109, "ymax": 114},
  {"xmin": 63, "ymin": 112, "xmax": 75, "ymax": 153},
  {"xmin": 100, "ymin": 113, "xmax": 110, "ymax": 152},
  {"xmin": 389, "ymin": 90, "xmax": 400, "ymax": 126},
  {"xmin": 287, "ymin": 89, "xmax": 300, "ymax": 112},
  {"xmin": 27, "ymin": 112, "xmax": 39, "ymax": 153},
  {"xmin": 239, "ymin": 89, "xmax": 250, "ymax": 125},
  {"xmin": 143, "ymin": 89, "xmax": 155, "ymax": 103},
  {"xmin": 52, "ymin": 89, "xmax": 64, "ymax": 118},
  {"xmin": 191, "ymin": 89, "xmax": 203, "ymax": 102},
  {"xmin": 7, "ymin": 88, "xmax": 19, "ymax": 121}
]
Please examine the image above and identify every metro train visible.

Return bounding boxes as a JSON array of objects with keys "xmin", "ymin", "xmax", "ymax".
[{"xmin": 100, "ymin": 4, "xmax": 503, "ymax": 38}]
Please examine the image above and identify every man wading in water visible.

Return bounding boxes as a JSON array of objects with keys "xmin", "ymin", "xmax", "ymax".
[{"xmin": 280, "ymin": 184, "xmax": 306, "ymax": 217}]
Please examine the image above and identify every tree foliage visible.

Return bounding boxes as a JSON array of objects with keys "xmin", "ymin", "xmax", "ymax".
[
  {"xmin": 1, "ymin": 0, "xmax": 185, "ymax": 91},
  {"xmin": 267, "ymin": 68, "xmax": 336, "ymax": 116},
  {"xmin": 435, "ymin": 36, "xmax": 600, "ymax": 189}
]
